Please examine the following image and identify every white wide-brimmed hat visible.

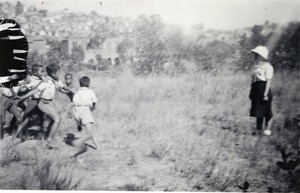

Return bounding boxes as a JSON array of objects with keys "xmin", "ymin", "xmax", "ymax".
[{"xmin": 251, "ymin": 46, "xmax": 269, "ymax": 60}]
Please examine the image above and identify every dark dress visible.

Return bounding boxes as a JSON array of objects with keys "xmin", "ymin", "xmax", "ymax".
[{"xmin": 249, "ymin": 81, "xmax": 273, "ymax": 122}]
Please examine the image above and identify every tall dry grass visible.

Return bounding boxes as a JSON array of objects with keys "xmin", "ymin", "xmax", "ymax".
[{"xmin": 53, "ymin": 67, "xmax": 299, "ymax": 191}]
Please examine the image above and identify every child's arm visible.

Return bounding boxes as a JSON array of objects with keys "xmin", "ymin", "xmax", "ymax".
[
  {"xmin": 17, "ymin": 88, "xmax": 39, "ymax": 100},
  {"xmin": 56, "ymin": 81, "xmax": 73, "ymax": 95},
  {"xmin": 60, "ymin": 86, "xmax": 73, "ymax": 94},
  {"xmin": 91, "ymin": 90, "xmax": 97, "ymax": 111},
  {"xmin": 91, "ymin": 102, "xmax": 96, "ymax": 111}
]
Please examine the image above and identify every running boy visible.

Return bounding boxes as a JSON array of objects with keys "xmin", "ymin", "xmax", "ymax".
[{"xmin": 71, "ymin": 76, "xmax": 98, "ymax": 158}]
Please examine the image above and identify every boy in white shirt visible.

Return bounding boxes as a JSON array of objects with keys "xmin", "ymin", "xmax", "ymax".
[{"xmin": 71, "ymin": 76, "xmax": 98, "ymax": 158}]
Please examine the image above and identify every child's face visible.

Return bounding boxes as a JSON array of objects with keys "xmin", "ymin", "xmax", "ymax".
[
  {"xmin": 49, "ymin": 72, "xmax": 59, "ymax": 81},
  {"xmin": 35, "ymin": 68, "xmax": 45, "ymax": 79},
  {"xmin": 65, "ymin": 75, "xmax": 73, "ymax": 85}
]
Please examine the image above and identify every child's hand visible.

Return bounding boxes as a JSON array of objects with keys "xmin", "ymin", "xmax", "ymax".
[
  {"xmin": 91, "ymin": 107, "xmax": 97, "ymax": 112},
  {"xmin": 263, "ymin": 96, "xmax": 269, "ymax": 101},
  {"xmin": 12, "ymin": 95, "xmax": 21, "ymax": 100}
]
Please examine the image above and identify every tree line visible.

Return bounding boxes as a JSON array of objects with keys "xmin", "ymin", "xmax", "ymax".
[{"xmin": 27, "ymin": 15, "xmax": 300, "ymax": 75}]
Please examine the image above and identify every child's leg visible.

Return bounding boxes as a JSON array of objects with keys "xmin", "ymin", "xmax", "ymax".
[
  {"xmin": 10, "ymin": 101, "xmax": 26, "ymax": 133},
  {"xmin": 71, "ymin": 145, "xmax": 87, "ymax": 159},
  {"xmin": 72, "ymin": 125, "xmax": 93, "ymax": 147},
  {"xmin": 71, "ymin": 123, "xmax": 96, "ymax": 158},
  {"xmin": 1, "ymin": 96, "xmax": 12, "ymax": 128},
  {"xmin": 10, "ymin": 100, "xmax": 38, "ymax": 141},
  {"xmin": 8, "ymin": 116, "xmax": 18, "ymax": 134},
  {"xmin": 7, "ymin": 103, "xmax": 22, "ymax": 135},
  {"xmin": 11, "ymin": 117, "xmax": 29, "ymax": 141},
  {"xmin": 38, "ymin": 102, "xmax": 61, "ymax": 142},
  {"xmin": 85, "ymin": 123, "xmax": 97, "ymax": 149}
]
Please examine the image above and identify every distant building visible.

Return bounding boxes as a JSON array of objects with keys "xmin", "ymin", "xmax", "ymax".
[
  {"xmin": 99, "ymin": 37, "xmax": 123, "ymax": 65},
  {"xmin": 28, "ymin": 37, "xmax": 47, "ymax": 53},
  {"xmin": 63, "ymin": 37, "xmax": 89, "ymax": 55},
  {"xmin": 61, "ymin": 36, "xmax": 124, "ymax": 65}
]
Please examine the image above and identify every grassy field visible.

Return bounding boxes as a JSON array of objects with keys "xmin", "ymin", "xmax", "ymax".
[{"xmin": 0, "ymin": 67, "xmax": 299, "ymax": 191}]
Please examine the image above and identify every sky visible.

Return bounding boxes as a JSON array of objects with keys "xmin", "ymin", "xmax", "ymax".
[{"xmin": 2, "ymin": 0, "xmax": 300, "ymax": 29}]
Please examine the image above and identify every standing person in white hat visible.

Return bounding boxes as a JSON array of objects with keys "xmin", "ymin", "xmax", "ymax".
[{"xmin": 249, "ymin": 46, "xmax": 273, "ymax": 135}]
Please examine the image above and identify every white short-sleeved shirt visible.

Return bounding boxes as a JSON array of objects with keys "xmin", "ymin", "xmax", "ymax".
[
  {"xmin": 26, "ymin": 76, "xmax": 42, "ymax": 89},
  {"xmin": 37, "ymin": 76, "xmax": 64, "ymax": 100},
  {"xmin": 1, "ymin": 86, "xmax": 20, "ymax": 97},
  {"xmin": 26, "ymin": 75, "xmax": 43, "ymax": 98},
  {"xmin": 73, "ymin": 87, "xmax": 97, "ymax": 108},
  {"xmin": 253, "ymin": 62, "xmax": 274, "ymax": 82}
]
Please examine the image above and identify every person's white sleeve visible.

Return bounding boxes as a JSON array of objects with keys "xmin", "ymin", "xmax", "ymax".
[{"xmin": 265, "ymin": 64, "xmax": 274, "ymax": 79}]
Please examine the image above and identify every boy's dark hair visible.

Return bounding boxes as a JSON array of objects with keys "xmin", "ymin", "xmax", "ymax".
[
  {"xmin": 79, "ymin": 76, "xmax": 90, "ymax": 87},
  {"xmin": 46, "ymin": 64, "xmax": 60, "ymax": 75},
  {"xmin": 31, "ymin": 64, "xmax": 43, "ymax": 74},
  {"xmin": 65, "ymin": 73, "xmax": 73, "ymax": 78}
]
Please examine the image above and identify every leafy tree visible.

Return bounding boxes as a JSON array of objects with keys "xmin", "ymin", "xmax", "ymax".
[
  {"xmin": 86, "ymin": 36, "xmax": 103, "ymax": 50},
  {"xmin": 236, "ymin": 22, "xmax": 300, "ymax": 71},
  {"xmin": 38, "ymin": 10, "xmax": 48, "ymax": 17},
  {"xmin": 46, "ymin": 40, "xmax": 69, "ymax": 66},
  {"xmin": 133, "ymin": 15, "xmax": 167, "ymax": 75},
  {"xmin": 27, "ymin": 50, "xmax": 47, "ymax": 70},
  {"xmin": 236, "ymin": 25, "xmax": 269, "ymax": 71},
  {"xmin": 189, "ymin": 43, "xmax": 211, "ymax": 71},
  {"xmin": 163, "ymin": 26, "xmax": 188, "ymax": 74},
  {"xmin": 15, "ymin": 1, "xmax": 24, "ymax": 16},
  {"xmin": 117, "ymin": 38, "xmax": 134, "ymax": 64},
  {"xmin": 89, "ymin": 11, "xmax": 99, "ymax": 18},
  {"xmin": 206, "ymin": 40, "xmax": 237, "ymax": 65},
  {"xmin": 269, "ymin": 22, "xmax": 300, "ymax": 70},
  {"xmin": 70, "ymin": 45, "xmax": 85, "ymax": 69}
]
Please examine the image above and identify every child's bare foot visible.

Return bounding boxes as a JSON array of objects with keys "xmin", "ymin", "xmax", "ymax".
[{"xmin": 70, "ymin": 156, "xmax": 84, "ymax": 163}]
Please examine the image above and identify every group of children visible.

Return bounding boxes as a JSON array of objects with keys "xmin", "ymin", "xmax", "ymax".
[{"xmin": 0, "ymin": 63, "xmax": 98, "ymax": 159}]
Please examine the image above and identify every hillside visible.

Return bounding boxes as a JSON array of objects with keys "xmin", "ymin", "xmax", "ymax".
[{"xmin": 1, "ymin": 70, "xmax": 299, "ymax": 191}]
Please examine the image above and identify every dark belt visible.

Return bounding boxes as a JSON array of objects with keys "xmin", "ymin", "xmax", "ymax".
[
  {"xmin": 41, "ymin": 98, "xmax": 53, "ymax": 101},
  {"xmin": 40, "ymin": 98, "xmax": 53, "ymax": 104}
]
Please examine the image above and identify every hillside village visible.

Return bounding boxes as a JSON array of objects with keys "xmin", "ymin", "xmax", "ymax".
[{"xmin": 0, "ymin": 1, "xmax": 280, "ymax": 69}]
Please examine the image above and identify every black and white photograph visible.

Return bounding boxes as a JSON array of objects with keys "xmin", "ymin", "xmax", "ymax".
[{"xmin": 0, "ymin": 0, "xmax": 299, "ymax": 192}]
